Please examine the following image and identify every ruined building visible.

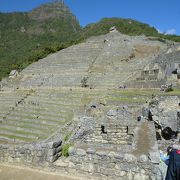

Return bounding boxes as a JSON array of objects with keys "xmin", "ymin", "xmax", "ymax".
[{"xmin": 0, "ymin": 29, "xmax": 180, "ymax": 179}]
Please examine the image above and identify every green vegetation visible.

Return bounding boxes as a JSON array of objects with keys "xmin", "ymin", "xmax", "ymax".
[
  {"xmin": 0, "ymin": 2, "xmax": 81, "ymax": 80},
  {"xmin": 0, "ymin": 2, "xmax": 180, "ymax": 80},
  {"xmin": 64, "ymin": 132, "xmax": 73, "ymax": 142},
  {"xmin": 62, "ymin": 143, "xmax": 72, "ymax": 157},
  {"xmin": 80, "ymin": 18, "xmax": 180, "ymax": 42},
  {"xmin": 106, "ymin": 88, "xmax": 180, "ymax": 104}
]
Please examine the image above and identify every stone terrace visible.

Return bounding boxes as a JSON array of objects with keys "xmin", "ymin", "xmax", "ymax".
[
  {"xmin": 0, "ymin": 32, "xmax": 172, "ymax": 144},
  {"xmin": 1, "ymin": 31, "xmax": 180, "ymax": 179}
]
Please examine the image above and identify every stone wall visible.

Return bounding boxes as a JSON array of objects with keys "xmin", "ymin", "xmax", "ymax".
[
  {"xmin": 85, "ymin": 123, "xmax": 134, "ymax": 145},
  {"xmin": 62, "ymin": 147, "xmax": 161, "ymax": 180},
  {"xmin": 149, "ymin": 96, "xmax": 179, "ymax": 132},
  {"xmin": 0, "ymin": 139, "xmax": 62, "ymax": 166}
]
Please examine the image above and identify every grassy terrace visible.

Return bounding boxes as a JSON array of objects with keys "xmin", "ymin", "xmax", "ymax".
[
  {"xmin": 105, "ymin": 88, "xmax": 180, "ymax": 104},
  {"xmin": 0, "ymin": 88, "xmax": 179, "ymax": 144}
]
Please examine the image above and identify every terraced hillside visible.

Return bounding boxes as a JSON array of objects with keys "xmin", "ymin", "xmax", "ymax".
[{"xmin": 0, "ymin": 31, "xmax": 179, "ymax": 144}]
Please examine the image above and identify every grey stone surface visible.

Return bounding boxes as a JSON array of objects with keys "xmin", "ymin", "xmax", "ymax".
[
  {"xmin": 124, "ymin": 153, "xmax": 137, "ymax": 162},
  {"xmin": 0, "ymin": 138, "xmax": 62, "ymax": 164},
  {"xmin": 139, "ymin": 155, "xmax": 148, "ymax": 163}
]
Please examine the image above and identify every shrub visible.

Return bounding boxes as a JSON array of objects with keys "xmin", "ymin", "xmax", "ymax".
[{"xmin": 62, "ymin": 143, "xmax": 72, "ymax": 157}]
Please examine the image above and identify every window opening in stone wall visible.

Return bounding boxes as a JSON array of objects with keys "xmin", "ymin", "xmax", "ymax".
[
  {"xmin": 154, "ymin": 69, "xmax": 159, "ymax": 74},
  {"xmin": 101, "ymin": 125, "xmax": 107, "ymax": 134},
  {"xmin": 144, "ymin": 71, "xmax": 149, "ymax": 75},
  {"xmin": 172, "ymin": 69, "xmax": 177, "ymax": 74}
]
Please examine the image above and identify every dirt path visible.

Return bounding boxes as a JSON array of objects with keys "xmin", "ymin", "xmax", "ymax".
[
  {"xmin": 133, "ymin": 121, "xmax": 151, "ymax": 156},
  {"xmin": 0, "ymin": 164, "xmax": 81, "ymax": 180}
]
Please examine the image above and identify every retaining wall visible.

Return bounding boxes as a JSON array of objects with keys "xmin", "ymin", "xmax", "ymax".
[
  {"xmin": 58, "ymin": 147, "xmax": 162, "ymax": 180},
  {"xmin": 0, "ymin": 139, "xmax": 62, "ymax": 166}
]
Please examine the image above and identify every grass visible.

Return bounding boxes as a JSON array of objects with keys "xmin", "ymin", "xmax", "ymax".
[
  {"xmin": 164, "ymin": 88, "xmax": 180, "ymax": 96},
  {"xmin": 106, "ymin": 96, "xmax": 147, "ymax": 103},
  {"xmin": 64, "ymin": 132, "xmax": 73, "ymax": 142},
  {"xmin": 105, "ymin": 88, "xmax": 180, "ymax": 104},
  {"xmin": 62, "ymin": 143, "xmax": 73, "ymax": 157},
  {"xmin": 0, "ymin": 133, "xmax": 35, "ymax": 142},
  {"xmin": 0, "ymin": 127, "xmax": 45, "ymax": 137}
]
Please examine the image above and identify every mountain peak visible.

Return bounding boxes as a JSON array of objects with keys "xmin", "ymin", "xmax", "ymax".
[{"xmin": 28, "ymin": 0, "xmax": 71, "ymax": 21}]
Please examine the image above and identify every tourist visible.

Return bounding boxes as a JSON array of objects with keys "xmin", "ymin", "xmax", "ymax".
[
  {"xmin": 160, "ymin": 146, "xmax": 172, "ymax": 166},
  {"xmin": 165, "ymin": 146, "xmax": 180, "ymax": 180}
]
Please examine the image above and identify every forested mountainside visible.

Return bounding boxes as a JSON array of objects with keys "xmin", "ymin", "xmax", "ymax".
[{"xmin": 0, "ymin": 0, "xmax": 180, "ymax": 80}]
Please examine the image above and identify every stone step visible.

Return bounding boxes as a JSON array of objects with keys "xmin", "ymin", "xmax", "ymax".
[
  {"xmin": 0, "ymin": 124, "xmax": 48, "ymax": 136},
  {"xmin": 26, "ymin": 95, "xmax": 80, "ymax": 103},
  {"xmin": 8, "ymin": 108, "xmax": 67, "ymax": 118},
  {"xmin": 14, "ymin": 105, "xmax": 71, "ymax": 115},
  {"xmin": 23, "ymin": 69, "xmax": 88, "ymax": 74},
  {"xmin": 4, "ymin": 116, "xmax": 63, "ymax": 126},
  {"xmin": 0, "ymin": 135, "xmax": 27, "ymax": 143},
  {"xmin": 1, "ymin": 120, "xmax": 54, "ymax": 130},
  {"xmin": 1, "ymin": 120, "xmax": 55, "ymax": 131},
  {"xmin": 12, "ymin": 108, "xmax": 68, "ymax": 118},
  {"xmin": 24, "ymin": 99, "xmax": 79, "ymax": 107},
  {"xmin": 0, "ymin": 129, "xmax": 43, "ymax": 140},
  {"xmin": 25, "ymin": 64, "xmax": 90, "ymax": 69},
  {"xmin": 6, "ymin": 114, "xmax": 66, "ymax": 125}
]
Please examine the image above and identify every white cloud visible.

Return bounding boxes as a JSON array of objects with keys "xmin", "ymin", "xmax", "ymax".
[{"xmin": 165, "ymin": 29, "xmax": 176, "ymax": 35}]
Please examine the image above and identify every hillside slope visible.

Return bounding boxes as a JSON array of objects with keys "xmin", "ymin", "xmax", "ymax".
[
  {"xmin": 0, "ymin": 1, "xmax": 80, "ymax": 79},
  {"xmin": 0, "ymin": 1, "xmax": 180, "ymax": 80},
  {"xmin": 80, "ymin": 18, "xmax": 180, "ymax": 42}
]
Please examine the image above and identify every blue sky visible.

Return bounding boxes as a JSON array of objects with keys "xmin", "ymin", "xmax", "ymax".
[{"xmin": 0, "ymin": 0, "xmax": 180, "ymax": 35}]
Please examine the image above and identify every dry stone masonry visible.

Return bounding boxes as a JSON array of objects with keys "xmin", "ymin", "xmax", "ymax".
[{"xmin": 0, "ymin": 30, "xmax": 180, "ymax": 179}]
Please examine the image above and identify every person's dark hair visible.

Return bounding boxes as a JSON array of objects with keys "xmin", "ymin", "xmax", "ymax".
[{"xmin": 167, "ymin": 146, "xmax": 173, "ymax": 155}]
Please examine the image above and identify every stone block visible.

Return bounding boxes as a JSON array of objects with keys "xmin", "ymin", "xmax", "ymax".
[
  {"xmin": 55, "ymin": 146, "xmax": 62, "ymax": 154},
  {"xmin": 108, "ymin": 151, "xmax": 118, "ymax": 158},
  {"xmin": 86, "ymin": 147, "xmax": 96, "ymax": 154},
  {"xmin": 48, "ymin": 149, "xmax": 56, "ymax": 156},
  {"xmin": 119, "ymin": 171, "xmax": 127, "ymax": 177},
  {"xmin": 68, "ymin": 161, "xmax": 75, "ymax": 168},
  {"xmin": 19, "ymin": 148, "xmax": 26, "ymax": 154},
  {"xmin": 134, "ymin": 173, "xmax": 149, "ymax": 180},
  {"xmin": 41, "ymin": 143, "xmax": 47, "ymax": 148},
  {"xmin": 76, "ymin": 148, "xmax": 86, "ymax": 156},
  {"xmin": 149, "ymin": 151, "xmax": 160, "ymax": 164},
  {"xmin": 46, "ymin": 153, "xmax": 59, "ymax": 163},
  {"xmin": 47, "ymin": 142, "xmax": 54, "ymax": 149},
  {"xmin": 53, "ymin": 140, "xmax": 62, "ymax": 148},
  {"xmin": 139, "ymin": 154, "xmax": 148, "ymax": 163},
  {"xmin": 54, "ymin": 160, "xmax": 69, "ymax": 167},
  {"xmin": 68, "ymin": 147, "xmax": 76, "ymax": 156},
  {"xmin": 124, "ymin": 154, "xmax": 137, "ymax": 162},
  {"xmin": 107, "ymin": 110, "xmax": 118, "ymax": 116},
  {"xmin": 83, "ymin": 163, "xmax": 94, "ymax": 172},
  {"xmin": 96, "ymin": 151, "xmax": 107, "ymax": 157}
]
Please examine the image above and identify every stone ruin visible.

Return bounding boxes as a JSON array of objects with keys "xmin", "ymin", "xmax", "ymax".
[
  {"xmin": 54, "ymin": 104, "xmax": 162, "ymax": 179},
  {"xmin": 126, "ymin": 50, "xmax": 180, "ymax": 89},
  {"xmin": 0, "ymin": 30, "xmax": 180, "ymax": 179},
  {"xmin": 53, "ymin": 97, "xmax": 179, "ymax": 179}
]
